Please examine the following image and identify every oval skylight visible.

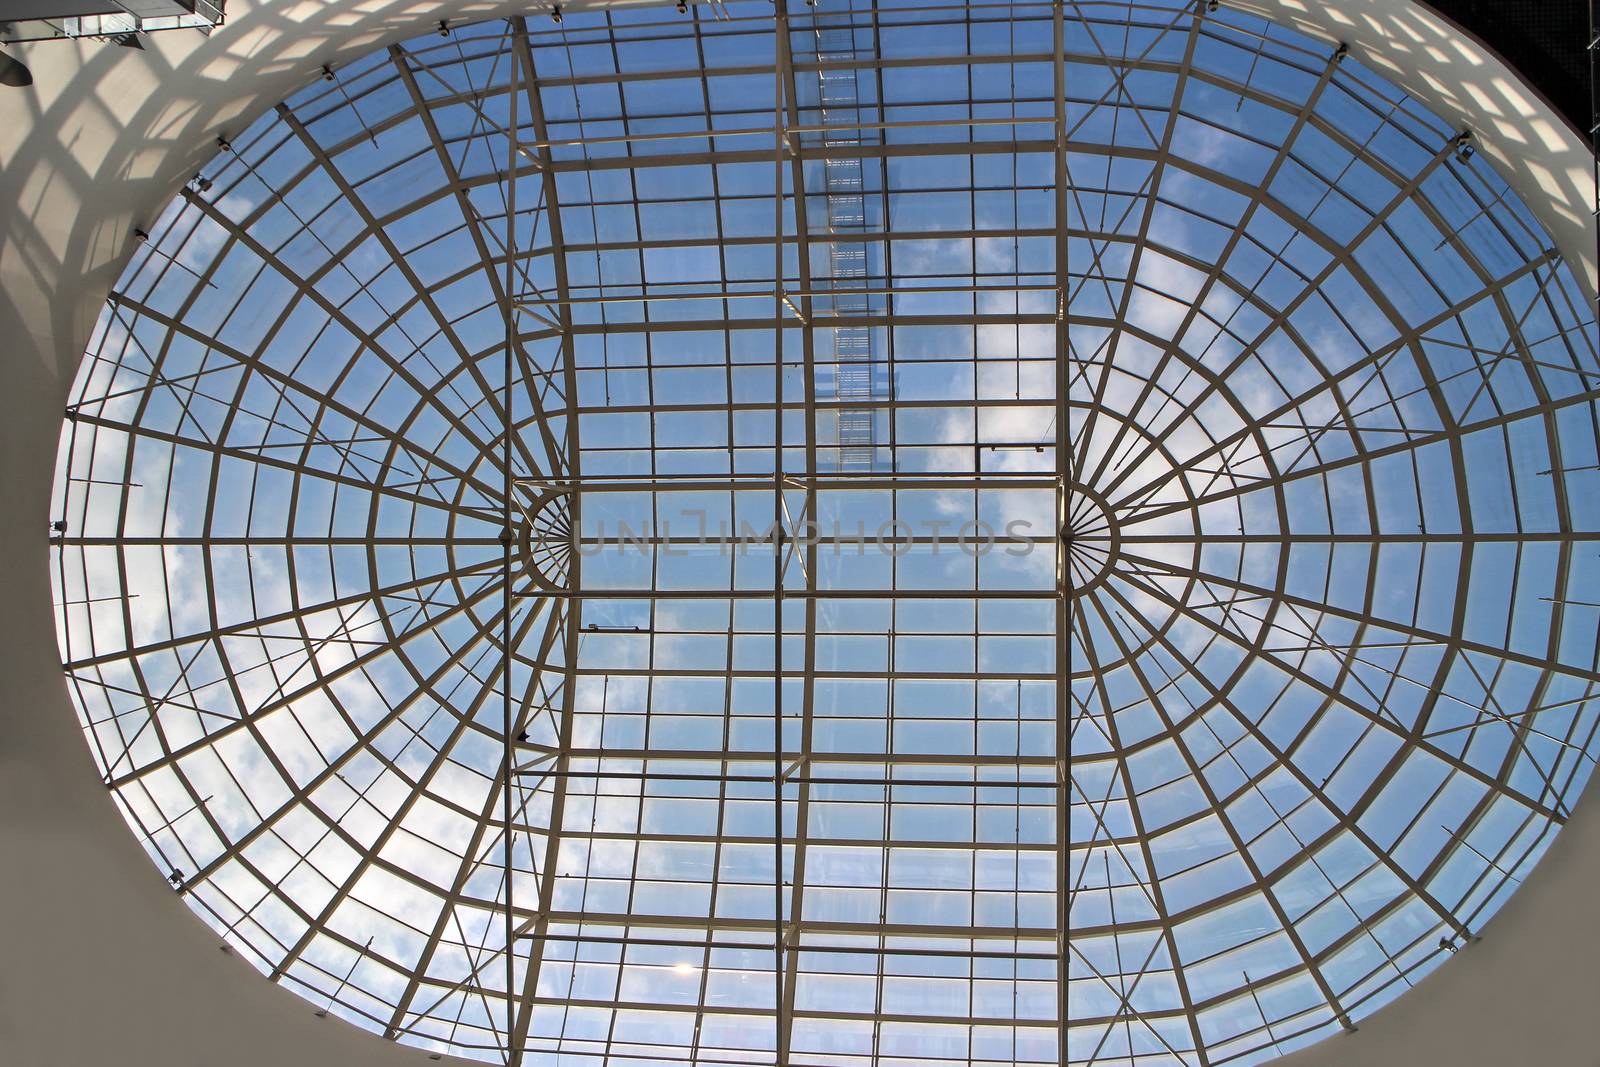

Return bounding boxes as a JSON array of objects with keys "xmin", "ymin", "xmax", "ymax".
[{"xmin": 48, "ymin": 2, "xmax": 1600, "ymax": 1065}]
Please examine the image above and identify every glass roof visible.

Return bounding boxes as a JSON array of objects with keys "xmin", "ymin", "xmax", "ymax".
[{"xmin": 47, "ymin": 2, "xmax": 1600, "ymax": 1065}]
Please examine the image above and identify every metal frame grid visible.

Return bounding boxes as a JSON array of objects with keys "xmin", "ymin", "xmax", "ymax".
[{"xmin": 45, "ymin": 2, "xmax": 1600, "ymax": 1065}]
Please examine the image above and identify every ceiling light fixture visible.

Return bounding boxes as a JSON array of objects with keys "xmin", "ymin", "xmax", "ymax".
[{"xmin": 0, "ymin": 48, "xmax": 32, "ymax": 88}]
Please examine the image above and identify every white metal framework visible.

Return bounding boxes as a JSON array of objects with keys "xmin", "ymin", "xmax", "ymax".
[{"xmin": 46, "ymin": 2, "xmax": 1600, "ymax": 1065}]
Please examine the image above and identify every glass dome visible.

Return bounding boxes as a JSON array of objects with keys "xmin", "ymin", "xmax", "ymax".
[{"xmin": 48, "ymin": 2, "xmax": 1600, "ymax": 1065}]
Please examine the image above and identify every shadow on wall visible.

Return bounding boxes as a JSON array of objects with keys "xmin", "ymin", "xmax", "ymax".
[
  {"xmin": 1230, "ymin": 0, "xmax": 1597, "ymax": 300},
  {"xmin": 0, "ymin": 1, "xmax": 659, "ymax": 397}
]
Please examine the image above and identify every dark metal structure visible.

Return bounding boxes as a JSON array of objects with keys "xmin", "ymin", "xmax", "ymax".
[
  {"xmin": 1427, "ymin": 1, "xmax": 1591, "ymax": 144},
  {"xmin": 0, "ymin": 0, "xmax": 224, "ymax": 44}
]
